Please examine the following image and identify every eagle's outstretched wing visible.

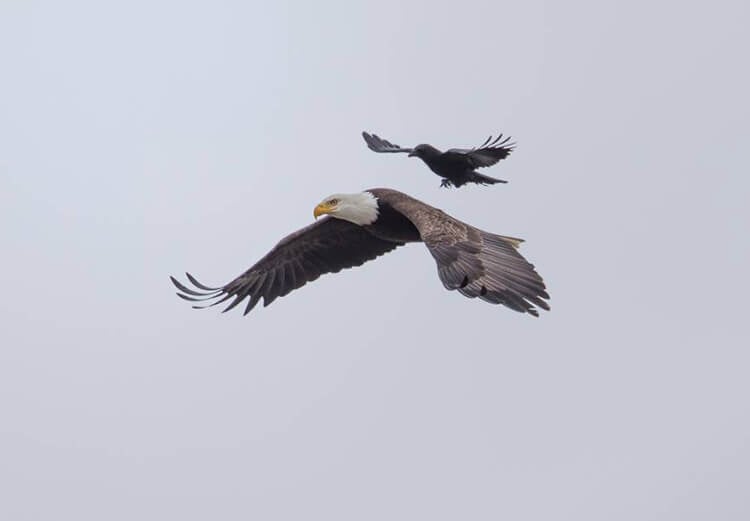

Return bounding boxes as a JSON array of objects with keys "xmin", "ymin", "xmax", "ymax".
[
  {"xmin": 371, "ymin": 188, "xmax": 549, "ymax": 316},
  {"xmin": 444, "ymin": 134, "xmax": 515, "ymax": 169},
  {"xmin": 362, "ymin": 132, "xmax": 413, "ymax": 154},
  {"xmin": 423, "ymin": 227, "xmax": 549, "ymax": 316},
  {"xmin": 171, "ymin": 217, "xmax": 401, "ymax": 315}
]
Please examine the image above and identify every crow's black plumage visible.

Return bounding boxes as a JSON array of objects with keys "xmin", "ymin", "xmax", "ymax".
[{"xmin": 362, "ymin": 131, "xmax": 516, "ymax": 188}]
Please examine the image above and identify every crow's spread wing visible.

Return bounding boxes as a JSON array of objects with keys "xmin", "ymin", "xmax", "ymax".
[
  {"xmin": 362, "ymin": 131, "xmax": 413, "ymax": 154},
  {"xmin": 444, "ymin": 134, "xmax": 515, "ymax": 169}
]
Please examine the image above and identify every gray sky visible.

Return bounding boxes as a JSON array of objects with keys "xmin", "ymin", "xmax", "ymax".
[{"xmin": 1, "ymin": 0, "xmax": 749, "ymax": 519}]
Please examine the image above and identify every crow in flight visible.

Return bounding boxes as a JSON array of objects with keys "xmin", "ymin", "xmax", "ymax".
[{"xmin": 362, "ymin": 131, "xmax": 516, "ymax": 188}]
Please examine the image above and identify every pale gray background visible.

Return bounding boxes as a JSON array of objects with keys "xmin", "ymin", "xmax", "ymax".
[{"xmin": 1, "ymin": 0, "xmax": 748, "ymax": 519}]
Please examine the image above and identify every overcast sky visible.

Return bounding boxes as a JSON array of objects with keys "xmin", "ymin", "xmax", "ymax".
[{"xmin": 1, "ymin": 1, "xmax": 749, "ymax": 519}]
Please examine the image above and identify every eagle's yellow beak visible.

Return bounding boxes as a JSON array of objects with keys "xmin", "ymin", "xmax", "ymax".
[{"xmin": 313, "ymin": 203, "xmax": 333, "ymax": 219}]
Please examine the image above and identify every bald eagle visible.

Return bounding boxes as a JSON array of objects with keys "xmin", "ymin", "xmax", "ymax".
[
  {"xmin": 362, "ymin": 131, "xmax": 515, "ymax": 188},
  {"xmin": 171, "ymin": 188, "xmax": 550, "ymax": 316}
]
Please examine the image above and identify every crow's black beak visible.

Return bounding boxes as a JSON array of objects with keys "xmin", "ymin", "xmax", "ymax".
[{"xmin": 408, "ymin": 151, "xmax": 417, "ymax": 157}]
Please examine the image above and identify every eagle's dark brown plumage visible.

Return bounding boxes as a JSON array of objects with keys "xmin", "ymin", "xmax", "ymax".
[{"xmin": 171, "ymin": 188, "xmax": 549, "ymax": 316}]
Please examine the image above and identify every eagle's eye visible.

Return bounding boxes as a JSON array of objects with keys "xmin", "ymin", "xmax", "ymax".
[{"xmin": 327, "ymin": 198, "xmax": 339, "ymax": 206}]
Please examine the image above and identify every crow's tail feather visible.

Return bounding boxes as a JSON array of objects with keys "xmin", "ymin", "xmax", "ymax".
[{"xmin": 468, "ymin": 171, "xmax": 507, "ymax": 186}]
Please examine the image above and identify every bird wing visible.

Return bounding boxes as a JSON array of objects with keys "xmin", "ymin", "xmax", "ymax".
[
  {"xmin": 362, "ymin": 131, "xmax": 413, "ymax": 153},
  {"xmin": 444, "ymin": 134, "xmax": 515, "ymax": 169},
  {"xmin": 375, "ymin": 189, "xmax": 549, "ymax": 316},
  {"xmin": 171, "ymin": 217, "xmax": 402, "ymax": 315}
]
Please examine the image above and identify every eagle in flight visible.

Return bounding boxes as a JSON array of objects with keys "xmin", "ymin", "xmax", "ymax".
[{"xmin": 171, "ymin": 188, "xmax": 550, "ymax": 317}]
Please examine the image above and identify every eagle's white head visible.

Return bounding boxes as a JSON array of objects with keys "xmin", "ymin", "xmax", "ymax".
[{"xmin": 313, "ymin": 191, "xmax": 379, "ymax": 226}]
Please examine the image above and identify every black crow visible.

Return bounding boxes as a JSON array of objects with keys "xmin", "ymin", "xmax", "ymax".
[{"xmin": 362, "ymin": 131, "xmax": 516, "ymax": 188}]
